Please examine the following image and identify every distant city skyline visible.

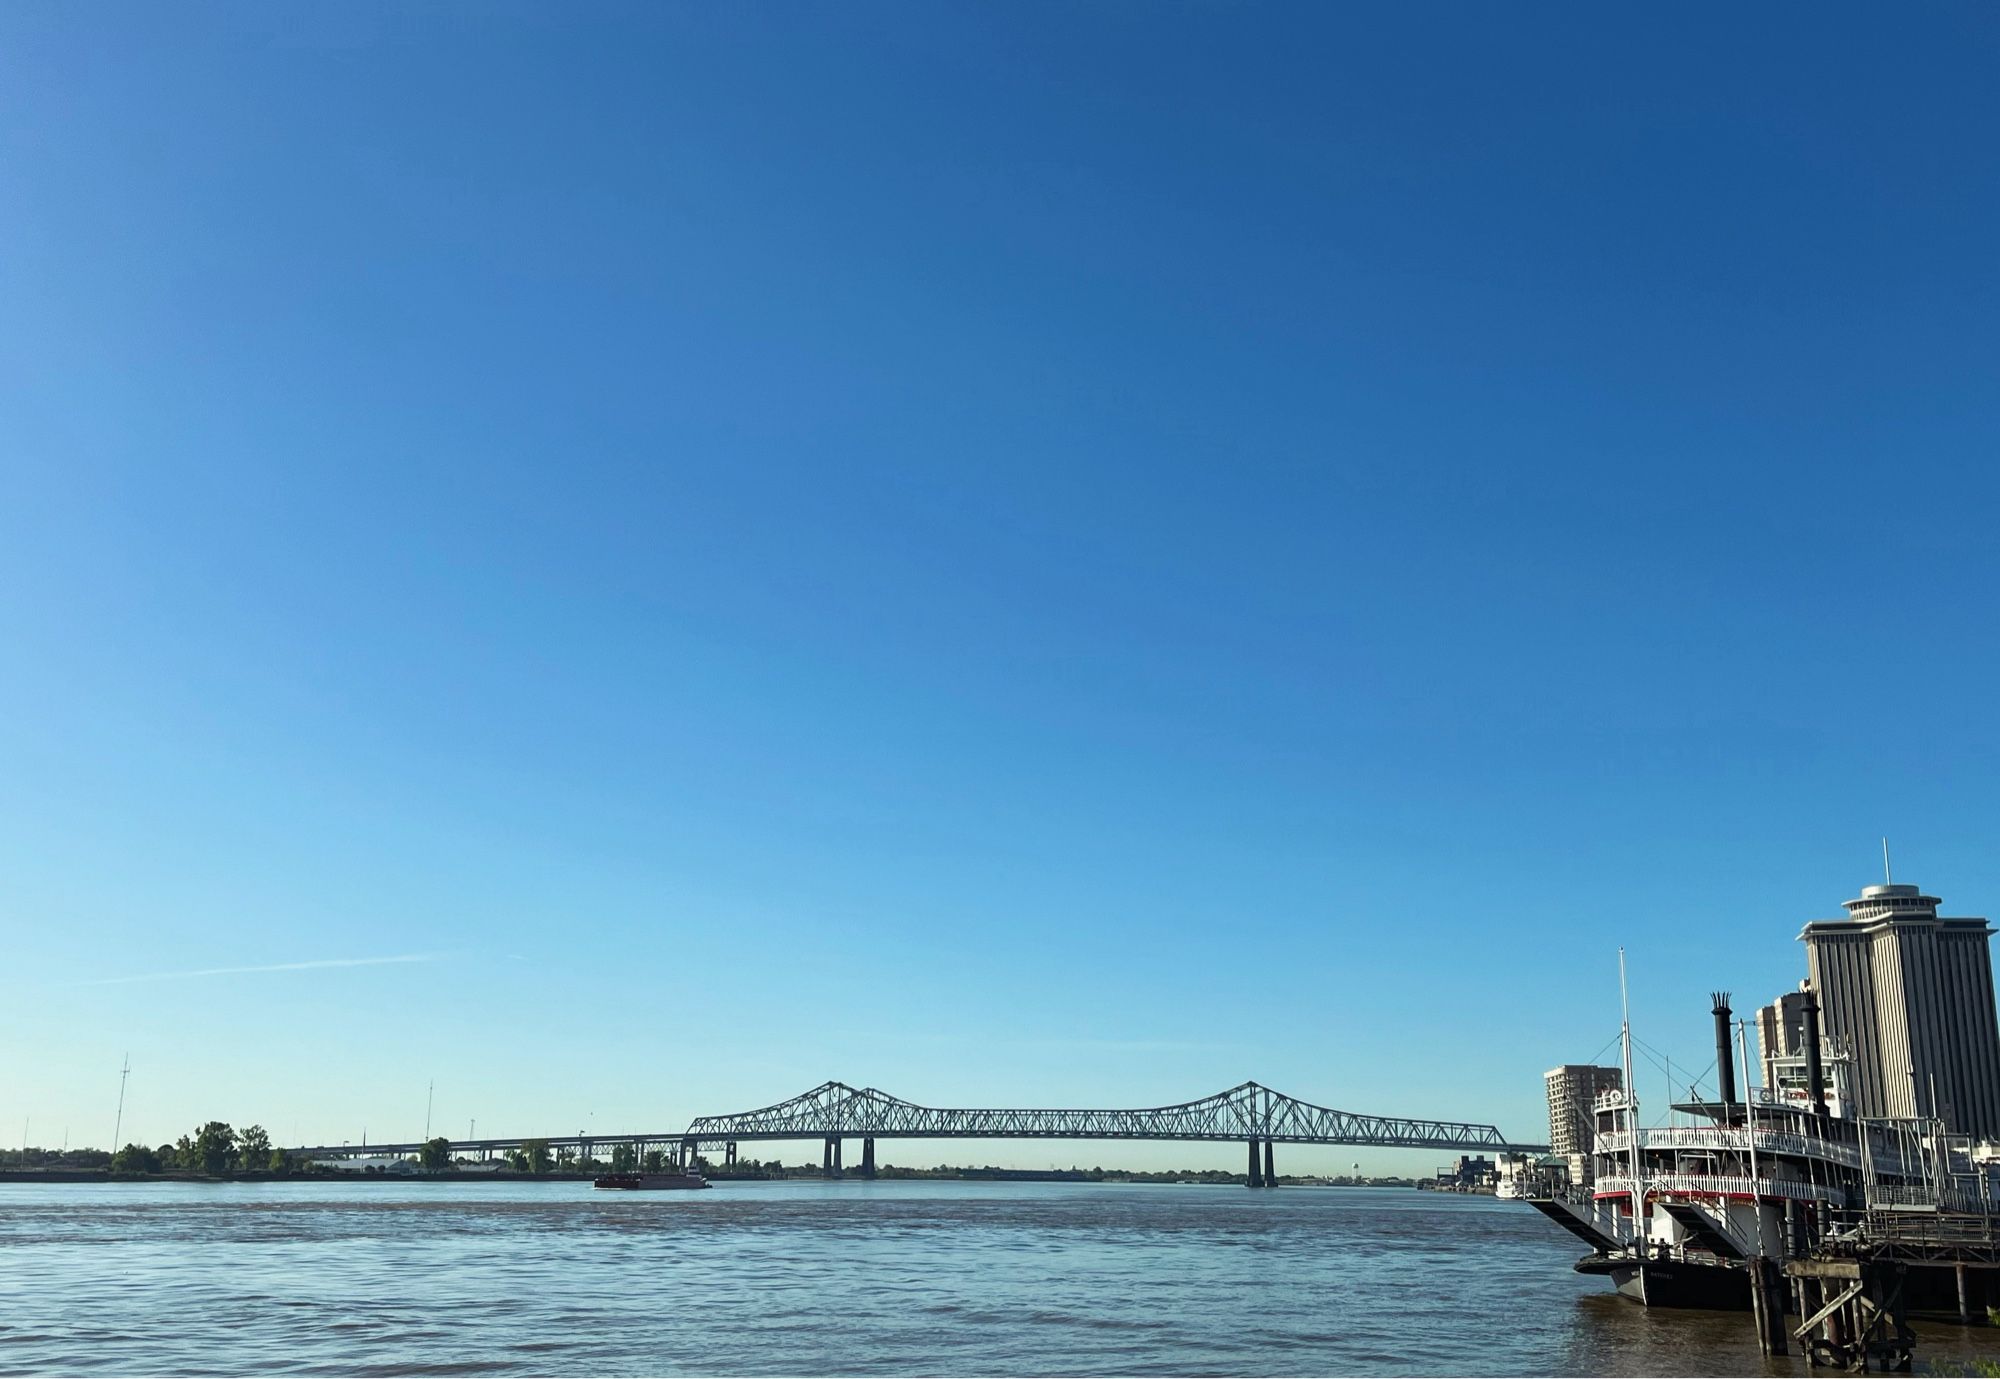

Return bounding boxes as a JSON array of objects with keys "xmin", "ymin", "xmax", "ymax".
[{"xmin": 5, "ymin": 3, "xmax": 1999, "ymax": 1173}]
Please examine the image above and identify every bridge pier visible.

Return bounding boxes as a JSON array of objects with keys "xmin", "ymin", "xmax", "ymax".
[
  {"xmin": 823, "ymin": 1137, "xmax": 833, "ymax": 1176},
  {"xmin": 680, "ymin": 1137, "xmax": 697, "ymax": 1169},
  {"xmin": 1264, "ymin": 1139, "xmax": 1276, "ymax": 1187},
  {"xmin": 726, "ymin": 1141, "xmax": 737, "ymax": 1168},
  {"xmin": 1247, "ymin": 1139, "xmax": 1264, "ymax": 1188},
  {"xmin": 861, "ymin": 1137, "xmax": 876, "ymax": 1178}
]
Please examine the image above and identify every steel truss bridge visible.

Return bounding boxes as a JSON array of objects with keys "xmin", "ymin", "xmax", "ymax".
[{"xmin": 292, "ymin": 1081, "xmax": 1546, "ymax": 1183}]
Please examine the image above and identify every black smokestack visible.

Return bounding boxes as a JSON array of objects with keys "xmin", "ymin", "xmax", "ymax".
[
  {"xmin": 1712, "ymin": 992, "xmax": 1737, "ymax": 1109},
  {"xmin": 1802, "ymin": 986, "xmax": 1827, "ymax": 1120}
]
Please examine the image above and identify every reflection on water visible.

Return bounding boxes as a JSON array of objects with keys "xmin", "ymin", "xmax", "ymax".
[{"xmin": 0, "ymin": 1180, "xmax": 1994, "ymax": 1376}]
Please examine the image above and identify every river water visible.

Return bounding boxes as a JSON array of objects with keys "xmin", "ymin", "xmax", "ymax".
[{"xmin": 1, "ymin": 1179, "xmax": 1994, "ymax": 1376}]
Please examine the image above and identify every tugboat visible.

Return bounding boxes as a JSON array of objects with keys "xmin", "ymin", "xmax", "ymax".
[{"xmin": 593, "ymin": 1169, "xmax": 710, "ymax": 1190}]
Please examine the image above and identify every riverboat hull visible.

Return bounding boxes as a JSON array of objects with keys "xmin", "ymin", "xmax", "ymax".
[
  {"xmin": 593, "ymin": 1172, "xmax": 710, "ymax": 1191},
  {"xmin": 1576, "ymin": 1253, "xmax": 1750, "ymax": 1310}
]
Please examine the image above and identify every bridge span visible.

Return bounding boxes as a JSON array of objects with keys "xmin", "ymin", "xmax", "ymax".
[{"xmin": 291, "ymin": 1080, "xmax": 1548, "ymax": 1184}]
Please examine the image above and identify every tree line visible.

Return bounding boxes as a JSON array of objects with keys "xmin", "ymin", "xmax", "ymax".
[{"xmin": 105, "ymin": 1122, "xmax": 290, "ymax": 1175}]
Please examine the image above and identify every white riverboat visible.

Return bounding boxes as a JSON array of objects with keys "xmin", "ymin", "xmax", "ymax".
[{"xmin": 1523, "ymin": 987, "xmax": 1997, "ymax": 1312}]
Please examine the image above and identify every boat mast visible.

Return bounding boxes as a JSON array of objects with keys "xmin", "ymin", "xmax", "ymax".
[
  {"xmin": 1620, "ymin": 947, "xmax": 1644, "ymax": 1243},
  {"xmin": 1738, "ymin": 1018, "xmax": 1768, "ymax": 1256}
]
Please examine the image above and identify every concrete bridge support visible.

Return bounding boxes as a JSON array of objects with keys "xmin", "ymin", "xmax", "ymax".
[
  {"xmin": 1247, "ymin": 1139, "xmax": 1264, "ymax": 1188},
  {"xmin": 680, "ymin": 1137, "xmax": 697, "ymax": 1169},
  {"xmin": 725, "ymin": 1141, "xmax": 737, "ymax": 1168},
  {"xmin": 861, "ymin": 1137, "xmax": 877, "ymax": 1178},
  {"xmin": 1263, "ymin": 1140, "xmax": 1276, "ymax": 1186}
]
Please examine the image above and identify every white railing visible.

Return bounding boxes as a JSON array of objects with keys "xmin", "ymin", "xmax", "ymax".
[
  {"xmin": 1865, "ymin": 1182, "xmax": 1994, "ymax": 1214},
  {"xmin": 1596, "ymin": 1126, "xmax": 1863, "ymax": 1169},
  {"xmin": 1596, "ymin": 1172, "xmax": 1846, "ymax": 1203}
]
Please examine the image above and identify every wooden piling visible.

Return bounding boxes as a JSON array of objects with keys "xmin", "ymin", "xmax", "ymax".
[{"xmin": 1750, "ymin": 1257, "xmax": 1788, "ymax": 1357}]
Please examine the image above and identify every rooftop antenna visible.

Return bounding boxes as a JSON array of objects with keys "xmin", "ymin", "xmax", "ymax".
[
  {"xmin": 112, "ymin": 1054, "xmax": 130, "ymax": 1151},
  {"xmin": 425, "ymin": 1081, "xmax": 434, "ymax": 1142},
  {"xmin": 1883, "ymin": 838, "xmax": 1893, "ymax": 885}
]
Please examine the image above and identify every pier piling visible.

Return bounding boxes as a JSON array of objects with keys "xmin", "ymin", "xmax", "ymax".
[
  {"xmin": 1749, "ymin": 1257, "xmax": 1788, "ymax": 1357},
  {"xmin": 1263, "ymin": 1140, "xmax": 1276, "ymax": 1187},
  {"xmin": 1246, "ymin": 1139, "xmax": 1263, "ymax": 1188},
  {"xmin": 1786, "ymin": 1257, "xmax": 1914, "ymax": 1373}
]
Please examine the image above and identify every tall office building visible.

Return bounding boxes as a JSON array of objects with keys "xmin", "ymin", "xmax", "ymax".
[
  {"xmin": 1544, "ymin": 1064, "xmax": 1622, "ymax": 1183},
  {"xmin": 1802, "ymin": 882, "xmax": 2000, "ymax": 1139},
  {"xmin": 1756, "ymin": 985, "xmax": 1811, "ymax": 1089}
]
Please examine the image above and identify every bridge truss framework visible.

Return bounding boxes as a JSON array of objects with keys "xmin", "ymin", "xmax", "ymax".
[{"xmin": 290, "ymin": 1080, "xmax": 1547, "ymax": 1183}]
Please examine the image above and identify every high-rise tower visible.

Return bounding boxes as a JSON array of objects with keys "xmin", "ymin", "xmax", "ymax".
[{"xmin": 1801, "ymin": 882, "xmax": 2000, "ymax": 1139}]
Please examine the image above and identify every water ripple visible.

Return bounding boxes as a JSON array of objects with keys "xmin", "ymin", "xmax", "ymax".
[{"xmin": 1, "ymin": 1180, "xmax": 1992, "ymax": 1375}]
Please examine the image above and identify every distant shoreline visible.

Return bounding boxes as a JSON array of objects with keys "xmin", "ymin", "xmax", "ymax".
[{"xmin": 0, "ymin": 1169, "xmax": 1423, "ymax": 1188}]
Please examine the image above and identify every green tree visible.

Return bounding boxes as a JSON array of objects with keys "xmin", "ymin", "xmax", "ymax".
[
  {"xmin": 419, "ymin": 1137, "xmax": 452, "ymax": 1172},
  {"xmin": 110, "ymin": 1143, "xmax": 162, "ymax": 1174},
  {"xmin": 641, "ymin": 1149, "xmax": 664, "ymax": 1172},
  {"xmin": 267, "ymin": 1148, "xmax": 292, "ymax": 1174},
  {"xmin": 523, "ymin": 1139, "xmax": 552, "ymax": 1174},
  {"xmin": 609, "ymin": 1143, "xmax": 637, "ymax": 1172},
  {"xmin": 190, "ymin": 1122, "xmax": 238, "ymax": 1175},
  {"xmin": 239, "ymin": 1125, "xmax": 272, "ymax": 1167}
]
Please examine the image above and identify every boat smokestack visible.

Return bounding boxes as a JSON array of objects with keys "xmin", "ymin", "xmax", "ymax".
[
  {"xmin": 1712, "ymin": 992, "xmax": 1737, "ymax": 1108},
  {"xmin": 1802, "ymin": 984, "xmax": 1828, "ymax": 1120}
]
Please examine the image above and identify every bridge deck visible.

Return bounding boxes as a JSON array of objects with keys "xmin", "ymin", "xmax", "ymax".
[{"xmin": 291, "ymin": 1080, "xmax": 1549, "ymax": 1159}]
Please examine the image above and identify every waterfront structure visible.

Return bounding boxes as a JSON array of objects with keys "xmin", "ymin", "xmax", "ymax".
[
  {"xmin": 1802, "ymin": 883, "xmax": 2000, "ymax": 1139},
  {"xmin": 1434, "ymin": 1154, "xmax": 1496, "ymax": 1189},
  {"xmin": 1544, "ymin": 1064, "xmax": 1622, "ymax": 1184},
  {"xmin": 1524, "ymin": 986, "xmax": 1999, "ymax": 1365},
  {"xmin": 1518, "ymin": 879, "xmax": 2000, "ymax": 1369}
]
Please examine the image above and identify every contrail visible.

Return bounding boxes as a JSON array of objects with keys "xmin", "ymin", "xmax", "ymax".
[{"xmin": 82, "ymin": 954, "xmax": 444, "ymax": 986}]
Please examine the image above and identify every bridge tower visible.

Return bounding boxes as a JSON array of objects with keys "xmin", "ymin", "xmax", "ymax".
[
  {"xmin": 861, "ymin": 1137, "xmax": 877, "ymax": 1178},
  {"xmin": 1247, "ymin": 1139, "xmax": 1263, "ymax": 1187}
]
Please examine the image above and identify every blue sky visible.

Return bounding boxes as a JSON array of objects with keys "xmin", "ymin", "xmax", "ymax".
[{"xmin": 3, "ymin": 3, "xmax": 1998, "ymax": 1171}]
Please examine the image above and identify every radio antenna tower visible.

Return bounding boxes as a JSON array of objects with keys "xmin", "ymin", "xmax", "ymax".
[
  {"xmin": 112, "ymin": 1055, "xmax": 130, "ymax": 1151},
  {"xmin": 1882, "ymin": 838, "xmax": 1893, "ymax": 885}
]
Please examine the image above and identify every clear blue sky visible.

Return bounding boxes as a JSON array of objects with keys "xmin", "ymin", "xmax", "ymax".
[{"xmin": 4, "ymin": 3, "xmax": 1998, "ymax": 1171}]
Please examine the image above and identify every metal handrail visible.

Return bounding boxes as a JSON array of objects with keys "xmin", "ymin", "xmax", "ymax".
[
  {"xmin": 1597, "ymin": 1172, "xmax": 1847, "ymax": 1203},
  {"xmin": 1596, "ymin": 1126, "xmax": 1863, "ymax": 1169}
]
